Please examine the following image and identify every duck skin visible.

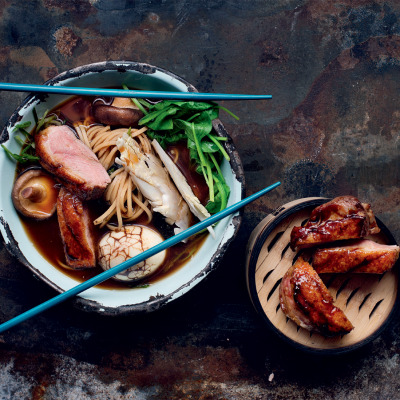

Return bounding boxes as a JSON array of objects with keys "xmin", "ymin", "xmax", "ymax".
[
  {"xmin": 312, "ymin": 239, "xmax": 399, "ymax": 274},
  {"xmin": 279, "ymin": 256, "xmax": 354, "ymax": 336},
  {"xmin": 57, "ymin": 187, "xmax": 96, "ymax": 269},
  {"xmin": 290, "ymin": 196, "xmax": 380, "ymax": 251}
]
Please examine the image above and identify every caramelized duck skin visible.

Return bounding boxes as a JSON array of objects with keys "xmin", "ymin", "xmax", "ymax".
[
  {"xmin": 290, "ymin": 196, "xmax": 380, "ymax": 251},
  {"xmin": 312, "ymin": 239, "xmax": 400, "ymax": 274},
  {"xmin": 57, "ymin": 187, "xmax": 96, "ymax": 269},
  {"xmin": 280, "ymin": 257, "xmax": 354, "ymax": 336}
]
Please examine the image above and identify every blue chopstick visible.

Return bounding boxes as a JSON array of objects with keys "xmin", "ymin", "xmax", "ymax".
[
  {"xmin": 0, "ymin": 82, "xmax": 272, "ymax": 101},
  {"xmin": 0, "ymin": 181, "xmax": 281, "ymax": 333}
]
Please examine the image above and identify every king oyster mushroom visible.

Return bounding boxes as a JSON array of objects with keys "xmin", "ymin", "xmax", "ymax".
[
  {"xmin": 151, "ymin": 139, "xmax": 215, "ymax": 237},
  {"xmin": 92, "ymin": 97, "xmax": 144, "ymax": 127},
  {"xmin": 12, "ymin": 167, "xmax": 59, "ymax": 220},
  {"xmin": 98, "ymin": 225, "xmax": 167, "ymax": 282},
  {"xmin": 116, "ymin": 133, "xmax": 191, "ymax": 235}
]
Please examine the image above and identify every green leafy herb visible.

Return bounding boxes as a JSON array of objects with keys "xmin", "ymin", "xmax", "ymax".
[
  {"xmin": 15, "ymin": 121, "xmax": 32, "ymax": 130},
  {"xmin": 2, "ymin": 108, "xmax": 61, "ymax": 164},
  {"xmin": 133, "ymin": 283, "xmax": 151, "ymax": 289},
  {"xmin": 207, "ymin": 173, "xmax": 230, "ymax": 213},
  {"xmin": 35, "ymin": 110, "xmax": 59, "ymax": 132},
  {"xmin": 137, "ymin": 100, "xmax": 238, "ymax": 213},
  {"xmin": 122, "ymin": 84, "xmax": 149, "ymax": 115},
  {"xmin": 1, "ymin": 119, "xmax": 40, "ymax": 163},
  {"xmin": 1, "ymin": 143, "xmax": 39, "ymax": 163}
]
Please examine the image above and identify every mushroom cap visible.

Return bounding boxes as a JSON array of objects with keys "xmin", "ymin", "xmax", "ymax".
[
  {"xmin": 92, "ymin": 97, "xmax": 144, "ymax": 127},
  {"xmin": 12, "ymin": 167, "xmax": 59, "ymax": 220},
  {"xmin": 98, "ymin": 225, "xmax": 166, "ymax": 283}
]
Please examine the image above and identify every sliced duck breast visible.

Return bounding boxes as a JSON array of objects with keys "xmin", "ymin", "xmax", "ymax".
[
  {"xmin": 312, "ymin": 239, "xmax": 400, "ymax": 274},
  {"xmin": 35, "ymin": 125, "xmax": 110, "ymax": 200}
]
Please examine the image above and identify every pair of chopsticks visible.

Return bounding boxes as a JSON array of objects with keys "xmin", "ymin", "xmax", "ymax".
[
  {"xmin": 0, "ymin": 82, "xmax": 275, "ymax": 332},
  {"xmin": 0, "ymin": 82, "xmax": 272, "ymax": 101},
  {"xmin": 0, "ymin": 182, "xmax": 281, "ymax": 334}
]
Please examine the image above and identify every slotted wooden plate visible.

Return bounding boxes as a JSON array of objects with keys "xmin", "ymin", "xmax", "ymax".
[{"xmin": 245, "ymin": 197, "xmax": 399, "ymax": 353}]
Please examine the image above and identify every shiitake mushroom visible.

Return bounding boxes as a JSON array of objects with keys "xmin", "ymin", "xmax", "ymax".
[
  {"xmin": 92, "ymin": 97, "xmax": 144, "ymax": 127},
  {"xmin": 12, "ymin": 167, "xmax": 59, "ymax": 220}
]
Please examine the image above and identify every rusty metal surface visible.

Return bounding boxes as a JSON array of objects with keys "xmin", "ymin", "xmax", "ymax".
[{"xmin": 0, "ymin": 0, "xmax": 400, "ymax": 398}]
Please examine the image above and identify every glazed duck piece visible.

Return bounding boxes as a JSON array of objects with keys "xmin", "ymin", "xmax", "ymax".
[
  {"xmin": 57, "ymin": 187, "xmax": 96, "ymax": 269},
  {"xmin": 279, "ymin": 257, "xmax": 354, "ymax": 336},
  {"xmin": 290, "ymin": 196, "xmax": 380, "ymax": 251},
  {"xmin": 312, "ymin": 239, "xmax": 400, "ymax": 274}
]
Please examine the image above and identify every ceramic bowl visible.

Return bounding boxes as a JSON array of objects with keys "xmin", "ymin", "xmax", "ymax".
[{"xmin": 0, "ymin": 61, "xmax": 244, "ymax": 315}]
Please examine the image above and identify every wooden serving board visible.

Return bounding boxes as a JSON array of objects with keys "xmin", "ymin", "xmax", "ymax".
[{"xmin": 245, "ymin": 197, "xmax": 399, "ymax": 353}]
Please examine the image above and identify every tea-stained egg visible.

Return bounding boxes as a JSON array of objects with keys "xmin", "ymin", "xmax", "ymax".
[{"xmin": 98, "ymin": 225, "xmax": 166, "ymax": 282}]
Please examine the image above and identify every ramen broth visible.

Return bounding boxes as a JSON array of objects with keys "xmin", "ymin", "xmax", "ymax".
[
  {"xmin": 17, "ymin": 95, "xmax": 210, "ymax": 288},
  {"xmin": 20, "ymin": 210, "xmax": 207, "ymax": 289}
]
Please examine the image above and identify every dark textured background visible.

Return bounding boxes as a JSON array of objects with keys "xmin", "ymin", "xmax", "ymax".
[{"xmin": 0, "ymin": 1, "xmax": 400, "ymax": 398}]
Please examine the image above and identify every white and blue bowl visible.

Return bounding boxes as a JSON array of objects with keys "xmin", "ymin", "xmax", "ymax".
[{"xmin": 0, "ymin": 61, "xmax": 244, "ymax": 315}]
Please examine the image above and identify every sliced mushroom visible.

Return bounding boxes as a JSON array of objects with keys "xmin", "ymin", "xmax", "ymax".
[
  {"xmin": 98, "ymin": 225, "xmax": 166, "ymax": 283},
  {"xmin": 92, "ymin": 97, "xmax": 144, "ymax": 127},
  {"xmin": 12, "ymin": 167, "xmax": 59, "ymax": 220}
]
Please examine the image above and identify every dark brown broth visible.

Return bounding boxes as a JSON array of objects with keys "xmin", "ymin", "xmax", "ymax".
[
  {"xmin": 166, "ymin": 142, "xmax": 209, "ymax": 205},
  {"xmin": 18, "ymin": 95, "xmax": 209, "ymax": 289},
  {"xmin": 60, "ymin": 96, "xmax": 94, "ymax": 122},
  {"xmin": 20, "ymin": 205, "xmax": 207, "ymax": 289}
]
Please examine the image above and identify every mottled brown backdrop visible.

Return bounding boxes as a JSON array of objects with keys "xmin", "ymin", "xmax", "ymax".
[{"xmin": 0, "ymin": 1, "xmax": 399, "ymax": 399}]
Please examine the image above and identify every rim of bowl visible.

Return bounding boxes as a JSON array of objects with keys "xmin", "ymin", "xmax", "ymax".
[{"xmin": 0, "ymin": 61, "xmax": 245, "ymax": 315}]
